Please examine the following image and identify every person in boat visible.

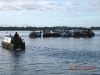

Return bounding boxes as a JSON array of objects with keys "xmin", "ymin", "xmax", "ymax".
[
  {"xmin": 14, "ymin": 32, "xmax": 19, "ymax": 43},
  {"xmin": 13, "ymin": 32, "xmax": 20, "ymax": 48}
]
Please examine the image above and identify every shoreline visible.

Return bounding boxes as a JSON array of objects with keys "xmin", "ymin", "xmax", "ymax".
[{"xmin": 0, "ymin": 27, "xmax": 100, "ymax": 31}]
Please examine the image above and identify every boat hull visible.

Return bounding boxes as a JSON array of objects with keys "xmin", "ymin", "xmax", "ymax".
[
  {"xmin": 1, "ymin": 41, "xmax": 25, "ymax": 50},
  {"xmin": 43, "ymin": 33, "xmax": 61, "ymax": 37}
]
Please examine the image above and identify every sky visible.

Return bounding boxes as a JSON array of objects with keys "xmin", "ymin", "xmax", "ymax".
[{"xmin": 0, "ymin": 0, "xmax": 100, "ymax": 27}]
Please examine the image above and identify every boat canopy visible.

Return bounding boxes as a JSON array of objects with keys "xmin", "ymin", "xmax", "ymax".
[{"xmin": 3, "ymin": 36, "xmax": 12, "ymax": 43}]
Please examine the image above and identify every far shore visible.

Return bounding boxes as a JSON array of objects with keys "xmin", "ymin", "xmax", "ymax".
[{"xmin": 0, "ymin": 26, "xmax": 100, "ymax": 31}]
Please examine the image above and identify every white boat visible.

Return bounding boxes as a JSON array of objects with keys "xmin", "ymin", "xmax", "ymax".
[{"xmin": 1, "ymin": 35, "xmax": 25, "ymax": 50}]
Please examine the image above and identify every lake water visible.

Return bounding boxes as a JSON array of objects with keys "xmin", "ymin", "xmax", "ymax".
[{"xmin": 0, "ymin": 30, "xmax": 100, "ymax": 75}]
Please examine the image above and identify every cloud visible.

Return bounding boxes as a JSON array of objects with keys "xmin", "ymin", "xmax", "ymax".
[
  {"xmin": 0, "ymin": 0, "xmax": 100, "ymax": 14},
  {"xmin": 85, "ymin": 0, "xmax": 100, "ymax": 6}
]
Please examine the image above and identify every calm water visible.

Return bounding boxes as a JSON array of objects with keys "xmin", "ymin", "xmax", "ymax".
[{"xmin": 0, "ymin": 30, "xmax": 100, "ymax": 75}]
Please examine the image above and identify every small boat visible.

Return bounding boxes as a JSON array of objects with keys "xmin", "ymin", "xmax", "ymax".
[
  {"xmin": 71, "ymin": 28, "xmax": 95, "ymax": 38},
  {"xmin": 29, "ymin": 31, "xmax": 41, "ymax": 38},
  {"xmin": 71, "ymin": 29, "xmax": 81, "ymax": 37},
  {"xmin": 1, "ymin": 35, "xmax": 25, "ymax": 50},
  {"xmin": 81, "ymin": 28, "xmax": 95, "ymax": 37},
  {"xmin": 60, "ymin": 30, "xmax": 71, "ymax": 37},
  {"xmin": 43, "ymin": 30, "xmax": 61, "ymax": 37}
]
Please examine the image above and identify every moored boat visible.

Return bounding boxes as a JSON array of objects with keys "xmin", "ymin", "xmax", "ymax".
[
  {"xmin": 81, "ymin": 28, "xmax": 95, "ymax": 37},
  {"xmin": 71, "ymin": 28, "xmax": 95, "ymax": 38},
  {"xmin": 43, "ymin": 30, "xmax": 61, "ymax": 37},
  {"xmin": 29, "ymin": 31, "xmax": 41, "ymax": 38},
  {"xmin": 60, "ymin": 30, "xmax": 71, "ymax": 37},
  {"xmin": 71, "ymin": 29, "xmax": 81, "ymax": 37}
]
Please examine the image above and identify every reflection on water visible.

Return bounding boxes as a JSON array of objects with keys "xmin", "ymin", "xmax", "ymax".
[
  {"xmin": 0, "ymin": 49, "xmax": 25, "ymax": 75},
  {"xmin": 9, "ymin": 50, "xmax": 25, "ymax": 75},
  {"xmin": 0, "ymin": 30, "xmax": 100, "ymax": 75}
]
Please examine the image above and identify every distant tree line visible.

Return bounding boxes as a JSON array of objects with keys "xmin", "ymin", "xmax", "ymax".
[{"xmin": 0, "ymin": 26, "xmax": 100, "ymax": 31}]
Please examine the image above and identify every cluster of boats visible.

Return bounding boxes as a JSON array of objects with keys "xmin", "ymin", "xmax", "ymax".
[
  {"xmin": 0, "ymin": 28, "xmax": 95, "ymax": 50},
  {"xmin": 29, "ymin": 28, "xmax": 95, "ymax": 38}
]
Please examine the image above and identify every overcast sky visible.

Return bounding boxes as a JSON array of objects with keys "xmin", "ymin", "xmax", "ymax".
[{"xmin": 0, "ymin": 0, "xmax": 100, "ymax": 27}]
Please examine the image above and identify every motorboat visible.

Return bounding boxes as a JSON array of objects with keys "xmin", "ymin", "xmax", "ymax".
[
  {"xmin": 60, "ymin": 30, "xmax": 71, "ymax": 37},
  {"xmin": 43, "ymin": 30, "xmax": 61, "ymax": 37},
  {"xmin": 1, "ymin": 35, "xmax": 25, "ymax": 50},
  {"xmin": 81, "ymin": 28, "xmax": 95, "ymax": 37},
  {"xmin": 71, "ymin": 28, "xmax": 95, "ymax": 37},
  {"xmin": 71, "ymin": 29, "xmax": 81, "ymax": 37},
  {"xmin": 29, "ymin": 31, "xmax": 41, "ymax": 38}
]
